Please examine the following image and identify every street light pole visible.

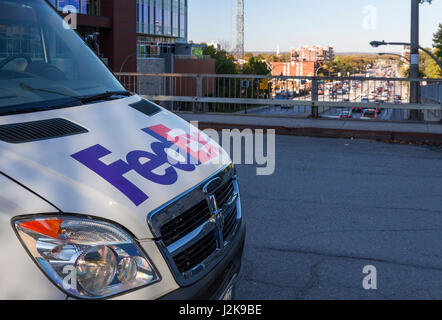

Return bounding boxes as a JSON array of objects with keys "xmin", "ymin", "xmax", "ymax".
[
  {"xmin": 378, "ymin": 53, "xmax": 410, "ymax": 64},
  {"xmin": 370, "ymin": 41, "xmax": 442, "ymax": 71},
  {"xmin": 410, "ymin": 0, "xmax": 420, "ymax": 109}
]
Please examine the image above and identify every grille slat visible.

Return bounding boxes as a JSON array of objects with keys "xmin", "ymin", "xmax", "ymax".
[
  {"xmin": 223, "ymin": 207, "xmax": 237, "ymax": 240},
  {"xmin": 173, "ymin": 231, "xmax": 217, "ymax": 274},
  {"xmin": 214, "ymin": 180, "xmax": 234, "ymax": 207},
  {"xmin": 161, "ymin": 200, "xmax": 210, "ymax": 246},
  {"xmin": 0, "ymin": 118, "xmax": 88, "ymax": 143}
]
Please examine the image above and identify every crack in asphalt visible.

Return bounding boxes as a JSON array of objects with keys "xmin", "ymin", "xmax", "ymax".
[
  {"xmin": 256, "ymin": 246, "xmax": 442, "ymax": 273},
  {"xmin": 242, "ymin": 194, "xmax": 442, "ymax": 216},
  {"xmin": 295, "ymin": 259, "xmax": 323, "ymax": 299},
  {"xmin": 287, "ymin": 228, "xmax": 442, "ymax": 244}
]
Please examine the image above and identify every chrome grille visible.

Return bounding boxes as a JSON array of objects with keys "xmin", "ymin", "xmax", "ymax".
[
  {"xmin": 148, "ymin": 164, "xmax": 242, "ymax": 286},
  {"xmin": 159, "ymin": 177, "xmax": 235, "ymax": 247}
]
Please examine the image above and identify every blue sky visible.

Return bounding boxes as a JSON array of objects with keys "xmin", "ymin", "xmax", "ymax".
[{"xmin": 188, "ymin": 0, "xmax": 442, "ymax": 52}]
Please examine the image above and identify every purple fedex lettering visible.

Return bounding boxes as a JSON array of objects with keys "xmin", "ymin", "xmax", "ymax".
[
  {"xmin": 71, "ymin": 139, "xmax": 198, "ymax": 206},
  {"xmin": 71, "ymin": 144, "xmax": 149, "ymax": 206}
]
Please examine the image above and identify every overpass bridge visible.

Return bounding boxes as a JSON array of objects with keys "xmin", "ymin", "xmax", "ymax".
[{"xmin": 116, "ymin": 73, "xmax": 442, "ymax": 143}]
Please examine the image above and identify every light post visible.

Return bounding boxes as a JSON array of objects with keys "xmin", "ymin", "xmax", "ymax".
[
  {"xmin": 370, "ymin": 39, "xmax": 441, "ymax": 120},
  {"xmin": 377, "ymin": 53, "xmax": 410, "ymax": 64},
  {"xmin": 370, "ymin": 41, "xmax": 442, "ymax": 71},
  {"xmin": 370, "ymin": 0, "xmax": 433, "ymax": 120},
  {"xmin": 315, "ymin": 65, "xmax": 331, "ymax": 77}
]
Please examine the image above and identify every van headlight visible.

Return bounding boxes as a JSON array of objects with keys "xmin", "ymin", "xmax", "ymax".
[{"xmin": 13, "ymin": 215, "xmax": 160, "ymax": 299}]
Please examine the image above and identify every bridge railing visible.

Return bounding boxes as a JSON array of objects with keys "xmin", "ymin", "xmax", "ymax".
[
  {"xmin": 421, "ymin": 82, "xmax": 442, "ymax": 104},
  {"xmin": 115, "ymin": 73, "xmax": 442, "ymax": 121}
]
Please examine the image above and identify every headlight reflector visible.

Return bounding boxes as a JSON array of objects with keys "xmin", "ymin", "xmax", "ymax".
[{"xmin": 14, "ymin": 216, "xmax": 159, "ymax": 299}]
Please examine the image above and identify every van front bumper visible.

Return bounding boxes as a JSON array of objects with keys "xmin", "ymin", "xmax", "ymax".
[{"xmin": 159, "ymin": 219, "xmax": 246, "ymax": 300}]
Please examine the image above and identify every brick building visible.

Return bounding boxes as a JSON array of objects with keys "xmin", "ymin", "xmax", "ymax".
[{"xmin": 271, "ymin": 61, "xmax": 315, "ymax": 77}]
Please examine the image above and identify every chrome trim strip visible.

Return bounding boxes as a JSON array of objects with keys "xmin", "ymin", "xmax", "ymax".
[{"xmin": 167, "ymin": 220, "xmax": 213, "ymax": 254}]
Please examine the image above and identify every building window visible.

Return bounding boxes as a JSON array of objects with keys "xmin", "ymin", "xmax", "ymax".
[
  {"xmin": 179, "ymin": 0, "xmax": 186, "ymax": 40},
  {"xmin": 164, "ymin": 0, "xmax": 171, "ymax": 36},
  {"xmin": 172, "ymin": 0, "xmax": 178, "ymax": 37},
  {"xmin": 52, "ymin": 0, "xmax": 100, "ymax": 16},
  {"xmin": 155, "ymin": 0, "xmax": 163, "ymax": 35},
  {"xmin": 149, "ymin": 0, "xmax": 155, "ymax": 34}
]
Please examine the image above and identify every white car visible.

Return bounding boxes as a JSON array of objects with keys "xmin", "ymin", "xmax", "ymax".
[{"xmin": 0, "ymin": 0, "xmax": 245, "ymax": 300}]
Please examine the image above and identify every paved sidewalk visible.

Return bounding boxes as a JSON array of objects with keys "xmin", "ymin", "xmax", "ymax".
[{"xmin": 175, "ymin": 112, "xmax": 442, "ymax": 144}]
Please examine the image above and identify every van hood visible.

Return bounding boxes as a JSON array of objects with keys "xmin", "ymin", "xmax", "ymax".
[{"xmin": 0, "ymin": 95, "xmax": 230, "ymax": 239}]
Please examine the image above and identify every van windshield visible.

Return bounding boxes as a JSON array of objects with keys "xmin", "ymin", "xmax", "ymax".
[{"xmin": 0, "ymin": 0, "xmax": 126, "ymax": 116}]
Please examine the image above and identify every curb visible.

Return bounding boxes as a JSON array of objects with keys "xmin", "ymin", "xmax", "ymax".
[{"xmin": 195, "ymin": 122, "xmax": 442, "ymax": 145}]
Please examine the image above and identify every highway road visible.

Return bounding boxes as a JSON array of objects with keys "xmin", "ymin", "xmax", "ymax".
[
  {"xmin": 233, "ymin": 135, "xmax": 442, "ymax": 299},
  {"xmin": 249, "ymin": 63, "xmax": 411, "ymax": 120}
]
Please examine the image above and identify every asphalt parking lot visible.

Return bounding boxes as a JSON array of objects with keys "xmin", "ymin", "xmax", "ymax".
[{"xmin": 233, "ymin": 135, "xmax": 442, "ymax": 299}]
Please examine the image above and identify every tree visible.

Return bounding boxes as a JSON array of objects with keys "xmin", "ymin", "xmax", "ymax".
[
  {"xmin": 324, "ymin": 55, "xmax": 375, "ymax": 76},
  {"xmin": 241, "ymin": 56, "xmax": 271, "ymax": 75},
  {"xmin": 400, "ymin": 48, "xmax": 441, "ymax": 78},
  {"xmin": 203, "ymin": 45, "xmax": 237, "ymax": 74},
  {"xmin": 433, "ymin": 23, "xmax": 442, "ymax": 60}
]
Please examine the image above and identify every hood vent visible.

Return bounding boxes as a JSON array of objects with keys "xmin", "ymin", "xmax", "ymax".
[
  {"xmin": 129, "ymin": 99, "xmax": 161, "ymax": 117},
  {"xmin": 0, "ymin": 118, "xmax": 88, "ymax": 144}
]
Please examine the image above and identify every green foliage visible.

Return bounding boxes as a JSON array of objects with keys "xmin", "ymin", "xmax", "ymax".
[
  {"xmin": 421, "ymin": 47, "xmax": 442, "ymax": 78},
  {"xmin": 241, "ymin": 56, "xmax": 271, "ymax": 75},
  {"xmin": 324, "ymin": 55, "xmax": 375, "ymax": 75},
  {"xmin": 203, "ymin": 45, "xmax": 237, "ymax": 74},
  {"xmin": 400, "ymin": 48, "xmax": 441, "ymax": 79},
  {"xmin": 433, "ymin": 23, "xmax": 442, "ymax": 60}
]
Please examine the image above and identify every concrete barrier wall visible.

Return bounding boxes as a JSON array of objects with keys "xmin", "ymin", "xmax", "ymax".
[{"xmin": 136, "ymin": 58, "xmax": 166, "ymax": 96}]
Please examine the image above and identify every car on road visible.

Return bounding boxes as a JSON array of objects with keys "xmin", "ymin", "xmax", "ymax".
[
  {"xmin": 381, "ymin": 92, "xmax": 390, "ymax": 102},
  {"xmin": 352, "ymin": 106, "xmax": 364, "ymax": 113},
  {"xmin": 361, "ymin": 109, "xmax": 378, "ymax": 119},
  {"xmin": 338, "ymin": 111, "xmax": 352, "ymax": 119},
  {"xmin": 329, "ymin": 91, "xmax": 337, "ymax": 99},
  {"xmin": 0, "ymin": 0, "xmax": 245, "ymax": 300}
]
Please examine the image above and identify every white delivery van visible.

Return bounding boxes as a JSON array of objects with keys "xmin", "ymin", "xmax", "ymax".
[{"xmin": 0, "ymin": 0, "xmax": 245, "ymax": 300}]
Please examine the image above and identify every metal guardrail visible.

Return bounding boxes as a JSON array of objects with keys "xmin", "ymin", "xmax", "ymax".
[
  {"xmin": 115, "ymin": 73, "xmax": 442, "ymax": 121},
  {"xmin": 421, "ymin": 82, "xmax": 442, "ymax": 104}
]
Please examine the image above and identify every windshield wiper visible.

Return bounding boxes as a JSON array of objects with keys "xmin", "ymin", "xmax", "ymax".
[
  {"xmin": 80, "ymin": 90, "xmax": 132, "ymax": 103},
  {"xmin": 0, "ymin": 86, "xmax": 133, "ymax": 116},
  {"xmin": 20, "ymin": 83, "xmax": 132, "ymax": 104}
]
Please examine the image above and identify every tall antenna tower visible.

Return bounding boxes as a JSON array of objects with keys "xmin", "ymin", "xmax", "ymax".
[{"xmin": 236, "ymin": 0, "xmax": 244, "ymax": 59}]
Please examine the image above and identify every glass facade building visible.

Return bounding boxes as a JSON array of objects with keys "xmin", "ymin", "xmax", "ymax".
[
  {"xmin": 136, "ymin": 0, "xmax": 187, "ymax": 41},
  {"xmin": 47, "ymin": 0, "xmax": 100, "ymax": 16},
  {"xmin": 45, "ymin": 0, "xmax": 193, "ymax": 69}
]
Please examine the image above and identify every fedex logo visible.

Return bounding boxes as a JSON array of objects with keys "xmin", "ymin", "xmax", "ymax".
[{"xmin": 71, "ymin": 124, "xmax": 220, "ymax": 206}]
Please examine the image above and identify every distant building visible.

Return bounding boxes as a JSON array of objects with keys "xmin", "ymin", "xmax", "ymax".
[{"xmin": 291, "ymin": 45, "xmax": 334, "ymax": 63}]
